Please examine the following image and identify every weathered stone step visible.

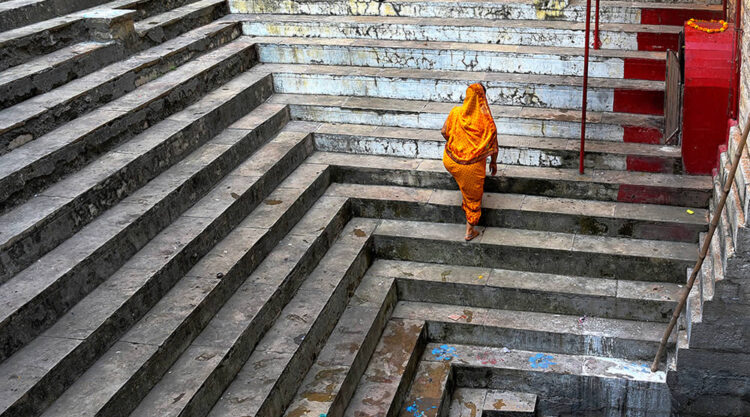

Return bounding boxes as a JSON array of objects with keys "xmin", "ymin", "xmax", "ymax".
[
  {"xmin": 431, "ymin": 343, "xmax": 670, "ymax": 416},
  {"xmin": 0, "ymin": 128, "xmax": 312, "ymax": 416},
  {"xmin": 394, "ymin": 301, "xmax": 675, "ymax": 363},
  {"xmin": 0, "ymin": 20, "xmax": 241, "ymax": 157},
  {"xmin": 133, "ymin": 0, "xmax": 228, "ymax": 47},
  {"xmin": 228, "ymin": 0, "xmax": 720, "ymax": 23},
  {"xmin": 274, "ymin": 94, "xmax": 665, "ymax": 144},
  {"xmin": 374, "ymin": 218, "xmax": 695, "ymax": 283},
  {"xmin": 252, "ymin": 63, "xmax": 665, "ymax": 114},
  {"xmin": 309, "ymin": 122, "xmax": 681, "ymax": 173},
  {"xmin": 399, "ymin": 360, "xmax": 452, "ymax": 417},
  {"xmin": 0, "ymin": 72, "xmax": 274, "ymax": 284},
  {"xmin": 0, "ymin": 34, "xmax": 252, "ymax": 209},
  {"xmin": 450, "ymin": 388, "xmax": 538, "ymax": 417},
  {"xmin": 110, "ymin": 0, "xmax": 209, "ymax": 21},
  {"xmin": 232, "ymin": 14, "xmax": 683, "ymax": 51},
  {"xmin": 0, "ymin": 0, "xmax": 108, "ymax": 32},
  {"xmin": 328, "ymin": 183, "xmax": 707, "ymax": 243},
  {"xmin": 0, "ymin": 40, "xmax": 121, "ymax": 109},
  {"xmin": 39, "ymin": 162, "xmax": 331, "ymax": 417},
  {"xmin": 372, "ymin": 259, "xmax": 680, "ymax": 322},
  {"xmin": 144, "ymin": 219, "xmax": 376, "ymax": 417},
  {"xmin": 253, "ymin": 36, "xmax": 665, "ymax": 79},
  {"xmin": 0, "ymin": 114, "xmax": 300, "ymax": 362},
  {"xmin": 308, "ymin": 152, "xmax": 713, "ymax": 207}
]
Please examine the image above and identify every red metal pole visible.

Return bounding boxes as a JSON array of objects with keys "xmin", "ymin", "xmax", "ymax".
[
  {"xmin": 580, "ymin": 0, "xmax": 592, "ymax": 174},
  {"xmin": 732, "ymin": 0, "xmax": 742, "ymax": 119},
  {"xmin": 594, "ymin": 0, "xmax": 601, "ymax": 49}
]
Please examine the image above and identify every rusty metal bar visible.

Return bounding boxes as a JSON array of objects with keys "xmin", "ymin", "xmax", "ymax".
[
  {"xmin": 579, "ymin": 0, "xmax": 592, "ymax": 174},
  {"xmin": 594, "ymin": 0, "xmax": 601, "ymax": 49},
  {"xmin": 651, "ymin": 113, "xmax": 750, "ymax": 372}
]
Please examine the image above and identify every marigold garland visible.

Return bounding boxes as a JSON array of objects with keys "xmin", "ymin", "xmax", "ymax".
[{"xmin": 687, "ymin": 18, "xmax": 728, "ymax": 33}]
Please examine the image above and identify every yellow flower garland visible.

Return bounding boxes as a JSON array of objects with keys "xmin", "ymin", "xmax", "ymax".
[{"xmin": 687, "ymin": 18, "xmax": 728, "ymax": 34}]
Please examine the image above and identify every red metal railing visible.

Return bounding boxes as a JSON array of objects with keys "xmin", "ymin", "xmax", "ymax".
[{"xmin": 579, "ymin": 0, "xmax": 596, "ymax": 174}]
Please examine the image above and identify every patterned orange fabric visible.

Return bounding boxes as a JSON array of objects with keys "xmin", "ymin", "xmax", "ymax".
[
  {"xmin": 444, "ymin": 83, "xmax": 498, "ymax": 164},
  {"xmin": 443, "ymin": 149, "xmax": 486, "ymax": 225}
]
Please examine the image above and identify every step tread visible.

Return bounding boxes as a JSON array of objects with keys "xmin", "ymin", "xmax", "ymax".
[
  {"xmin": 0, "ymin": 128, "xmax": 310, "ymax": 414},
  {"xmin": 375, "ymin": 218, "xmax": 696, "ymax": 261},
  {"xmin": 133, "ymin": 0, "xmax": 225, "ymax": 33},
  {"xmin": 251, "ymin": 35, "xmax": 666, "ymax": 61},
  {"xmin": 308, "ymin": 151, "xmax": 712, "ymax": 190},
  {"xmin": 451, "ymin": 388, "xmax": 537, "ymax": 416},
  {"xmin": 250, "ymin": 62, "xmax": 666, "ymax": 91},
  {"xmin": 272, "ymin": 94, "xmax": 664, "ymax": 129},
  {"xmin": 40, "ymin": 160, "xmax": 328, "ymax": 417}
]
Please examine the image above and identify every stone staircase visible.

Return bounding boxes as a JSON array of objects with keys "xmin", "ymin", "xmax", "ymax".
[{"xmin": 0, "ymin": 0, "xmax": 736, "ymax": 415}]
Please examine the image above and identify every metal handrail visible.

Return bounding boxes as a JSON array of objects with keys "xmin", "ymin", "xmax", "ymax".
[{"xmin": 579, "ymin": 0, "xmax": 594, "ymax": 174}]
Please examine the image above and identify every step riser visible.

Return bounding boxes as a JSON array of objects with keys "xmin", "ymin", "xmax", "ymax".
[
  {"xmin": 0, "ymin": 21, "xmax": 242, "ymax": 158},
  {"xmin": 0, "ymin": 75, "xmax": 276, "ymax": 285},
  {"xmin": 230, "ymin": 1, "xmax": 691, "ymax": 24},
  {"xmin": 0, "ymin": 20, "xmax": 86, "ymax": 71},
  {"xmin": 373, "ymin": 235, "xmax": 690, "ymax": 283},
  {"xmin": 88, "ymin": 169, "xmax": 333, "ymax": 417},
  {"xmin": 290, "ymin": 105, "xmax": 652, "ymax": 143},
  {"xmin": 273, "ymin": 74, "xmax": 660, "ymax": 113},
  {"xmin": 0, "ymin": 133, "xmax": 314, "ymax": 416},
  {"xmin": 0, "ymin": 0, "xmax": 108, "ymax": 32},
  {"xmin": 258, "ymin": 44, "xmax": 630, "ymax": 78},
  {"xmin": 397, "ymin": 278, "xmax": 674, "ymax": 322},
  {"xmin": 314, "ymin": 133, "xmax": 679, "ymax": 173},
  {"xmin": 242, "ymin": 21, "xmax": 640, "ymax": 50},
  {"xmin": 330, "ymin": 166, "xmax": 711, "ymax": 208},
  {"xmin": 0, "ymin": 42, "xmax": 124, "ymax": 109},
  {"xmin": 119, "ymin": 0, "xmax": 211, "ymax": 21},
  {"xmin": 0, "ymin": 116, "xmax": 298, "ymax": 364},
  {"xmin": 0, "ymin": 40, "xmax": 253, "ymax": 211},
  {"xmin": 136, "ymin": 1, "xmax": 229, "ymax": 47},
  {"xmin": 452, "ymin": 366, "xmax": 671, "ymax": 416}
]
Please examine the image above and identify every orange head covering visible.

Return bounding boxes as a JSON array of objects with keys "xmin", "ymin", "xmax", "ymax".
[{"xmin": 444, "ymin": 83, "xmax": 498, "ymax": 164}]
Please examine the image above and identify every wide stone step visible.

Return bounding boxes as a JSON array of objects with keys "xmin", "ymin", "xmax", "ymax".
[
  {"xmin": 450, "ymin": 388, "xmax": 538, "ymax": 417},
  {"xmin": 0, "ymin": 20, "xmax": 241, "ymax": 157},
  {"xmin": 373, "ymin": 219, "xmax": 696, "ymax": 283},
  {"xmin": 253, "ymin": 63, "xmax": 665, "ymax": 115},
  {"xmin": 308, "ymin": 152, "xmax": 713, "ymax": 207},
  {"xmin": 110, "ymin": 0, "xmax": 209, "ymax": 21},
  {"xmin": 253, "ymin": 36, "xmax": 666, "ymax": 79},
  {"xmin": 274, "ymin": 94, "xmax": 665, "ymax": 144},
  {"xmin": 0, "ymin": 72, "xmax": 274, "ymax": 284},
  {"xmin": 0, "ymin": 40, "xmax": 122, "ymax": 109},
  {"xmin": 228, "ymin": 0, "xmax": 720, "ymax": 23},
  {"xmin": 373, "ymin": 259, "xmax": 680, "ymax": 322},
  {"xmin": 133, "ymin": 0, "xmax": 228, "ymax": 46},
  {"xmin": 328, "ymin": 183, "xmax": 707, "ymax": 243},
  {"xmin": 233, "ymin": 14, "xmax": 683, "ymax": 51},
  {"xmin": 140, "ymin": 219, "xmax": 376, "ymax": 417},
  {"xmin": 38, "ymin": 162, "xmax": 331, "ymax": 417},
  {"xmin": 0, "ymin": 128, "xmax": 313, "ymax": 416},
  {"xmin": 0, "ymin": 0, "xmax": 108, "ymax": 32},
  {"xmin": 0, "ymin": 34, "xmax": 252, "ymax": 210},
  {"xmin": 309, "ymin": 122, "xmax": 681, "ymax": 173}
]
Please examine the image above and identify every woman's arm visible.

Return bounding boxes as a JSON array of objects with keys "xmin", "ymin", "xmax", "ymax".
[
  {"xmin": 489, "ymin": 127, "xmax": 498, "ymax": 176},
  {"xmin": 441, "ymin": 119, "xmax": 449, "ymax": 140}
]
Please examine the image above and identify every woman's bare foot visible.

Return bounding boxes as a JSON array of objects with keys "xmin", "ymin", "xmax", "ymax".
[{"xmin": 465, "ymin": 223, "xmax": 481, "ymax": 241}]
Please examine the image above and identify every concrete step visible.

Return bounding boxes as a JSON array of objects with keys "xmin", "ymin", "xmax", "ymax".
[
  {"xmin": 0, "ymin": 34, "xmax": 252, "ymax": 209},
  {"xmin": 0, "ymin": 128, "xmax": 313, "ymax": 416},
  {"xmin": 344, "ymin": 318, "xmax": 426, "ymax": 417},
  {"xmin": 450, "ymin": 388, "xmax": 538, "ymax": 417},
  {"xmin": 144, "ymin": 219, "xmax": 377, "ymax": 417},
  {"xmin": 0, "ymin": 20, "xmax": 241, "ymax": 157},
  {"xmin": 0, "ymin": 0, "xmax": 108, "ymax": 32},
  {"xmin": 274, "ymin": 95, "xmax": 665, "ymax": 144},
  {"xmin": 0, "ymin": 72, "xmax": 274, "ymax": 284},
  {"xmin": 251, "ymin": 63, "xmax": 665, "ymax": 115},
  {"xmin": 399, "ymin": 360, "xmax": 452, "ymax": 417},
  {"xmin": 328, "ymin": 183, "xmax": 707, "ymax": 243},
  {"xmin": 309, "ymin": 122, "xmax": 682, "ymax": 173},
  {"xmin": 253, "ymin": 36, "xmax": 667, "ymax": 80},
  {"xmin": 308, "ymin": 152, "xmax": 713, "ymax": 207},
  {"xmin": 373, "ymin": 259, "xmax": 680, "ymax": 322},
  {"xmin": 133, "ymin": 0, "xmax": 228, "ymax": 47},
  {"xmin": 110, "ymin": 0, "xmax": 208, "ymax": 21},
  {"xmin": 38, "ymin": 162, "xmax": 332, "ymax": 417},
  {"xmin": 0, "ymin": 115, "xmax": 301, "ymax": 361},
  {"xmin": 228, "ymin": 0, "xmax": 721, "ymax": 24},
  {"xmin": 421, "ymin": 342, "xmax": 670, "ymax": 416},
  {"xmin": 373, "ymin": 219, "xmax": 695, "ymax": 283},
  {"xmin": 232, "ymin": 14, "xmax": 684, "ymax": 51},
  {"xmin": 0, "ymin": 40, "xmax": 122, "ymax": 109}
]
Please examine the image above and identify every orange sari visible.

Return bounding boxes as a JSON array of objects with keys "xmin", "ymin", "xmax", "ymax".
[{"xmin": 442, "ymin": 84, "xmax": 498, "ymax": 226}]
